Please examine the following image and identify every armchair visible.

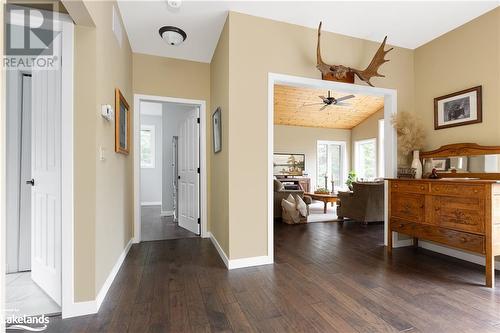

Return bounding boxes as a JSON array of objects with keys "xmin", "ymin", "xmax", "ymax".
[
  {"xmin": 273, "ymin": 179, "xmax": 312, "ymax": 219},
  {"xmin": 337, "ymin": 181, "xmax": 384, "ymax": 224}
]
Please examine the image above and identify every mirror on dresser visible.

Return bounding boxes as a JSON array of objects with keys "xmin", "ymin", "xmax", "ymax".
[{"xmin": 420, "ymin": 143, "xmax": 500, "ymax": 180}]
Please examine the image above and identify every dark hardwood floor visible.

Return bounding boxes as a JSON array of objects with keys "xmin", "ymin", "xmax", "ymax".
[
  {"xmin": 44, "ymin": 221, "xmax": 500, "ymax": 332},
  {"xmin": 141, "ymin": 205, "xmax": 198, "ymax": 241}
]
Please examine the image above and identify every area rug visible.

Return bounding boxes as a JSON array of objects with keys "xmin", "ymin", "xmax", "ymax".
[{"xmin": 307, "ymin": 201, "xmax": 344, "ymax": 223}]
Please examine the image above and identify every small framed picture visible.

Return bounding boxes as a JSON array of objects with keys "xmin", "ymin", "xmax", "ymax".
[
  {"xmin": 115, "ymin": 88, "xmax": 130, "ymax": 154},
  {"xmin": 212, "ymin": 107, "xmax": 222, "ymax": 153},
  {"xmin": 431, "ymin": 158, "xmax": 449, "ymax": 171},
  {"xmin": 434, "ymin": 86, "xmax": 482, "ymax": 130}
]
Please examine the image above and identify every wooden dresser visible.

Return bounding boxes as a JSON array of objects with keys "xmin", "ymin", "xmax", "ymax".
[{"xmin": 388, "ymin": 179, "xmax": 500, "ymax": 287}]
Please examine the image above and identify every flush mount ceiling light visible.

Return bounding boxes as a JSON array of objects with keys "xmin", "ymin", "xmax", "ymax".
[{"xmin": 159, "ymin": 26, "xmax": 187, "ymax": 46}]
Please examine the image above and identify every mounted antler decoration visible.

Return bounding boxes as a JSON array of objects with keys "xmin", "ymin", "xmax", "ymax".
[{"xmin": 316, "ymin": 22, "xmax": 393, "ymax": 87}]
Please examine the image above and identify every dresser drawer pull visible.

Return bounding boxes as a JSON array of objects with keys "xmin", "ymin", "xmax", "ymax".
[
  {"xmin": 473, "ymin": 189, "xmax": 479, "ymax": 193},
  {"xmin": 398, "ymin": 223, "xmax": 404, "ymax": 228},
  {"xmin": 460, "ymin": 237, "xmax": 467, "ymax": 243},
  {"xmin": 420, "ymin": 204, "xmax": 424, "ymax": 209},
  {"xmin": 420, "ymin": 186, "xmax": 425, "ymax": 190},
  {"xmin": 435, "ymin": 207, "xmax": 440, "ymax": 211},
  {"xmin": 393, "ymin": 184, "xmax": 398, "ymax": 188}
]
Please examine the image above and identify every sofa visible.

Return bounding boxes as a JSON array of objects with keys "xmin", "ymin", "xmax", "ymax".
[
  {"xmin": 336, "ymin": 181, "xmax": 384, "ymax": 224},
  {"xmin": 273, "ymin": 179, "xmax": 312, "ymax": 219}
]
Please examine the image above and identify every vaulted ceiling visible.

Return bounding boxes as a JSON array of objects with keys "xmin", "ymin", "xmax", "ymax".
[{"xmin": 274, "ymin": 85, "xmax": 384, "ymax": 129}]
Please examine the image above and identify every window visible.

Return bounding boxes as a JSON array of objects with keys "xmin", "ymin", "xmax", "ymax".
[
  {"xmin": 378, "ymin": 119, "xmax": 385, "ymax": 177},
  {"xmin": 140, "ymin": 125, "xmax": 155, "ymax": 168},
  {"xmin": 355, "ymin": 138, "xmax": 377, "ymax": 180},
  {"xmin": 317, "ymin": 141, "xmax": 347, "ymax": 191}
]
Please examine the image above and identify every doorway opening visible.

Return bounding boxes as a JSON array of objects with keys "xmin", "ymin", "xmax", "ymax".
[
  {"xmin": 4, "ymin": 7, "xmax": 74, "ymax": 318},
  {"xmin": 134, "ymin": 95, "xmax": 208, "ymax": 243},
  {"xmin": 268, "ymin": 73, "xmax": 398, "ymax": 262}
]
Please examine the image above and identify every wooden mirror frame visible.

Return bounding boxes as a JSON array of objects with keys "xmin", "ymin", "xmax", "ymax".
[
  {"xmin": 115, "ymin": 88, "xmax": 131, "ymax": 155},
  {"xmin": 421, "ymin": 143, "xmax": 500, "ymax": 180}
]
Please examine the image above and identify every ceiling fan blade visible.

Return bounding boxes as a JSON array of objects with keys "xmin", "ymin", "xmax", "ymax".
[
  {"xmin": 335, "ymin": 94, "xmax": 355, "ymax": 102},
  {"xmin": 334, "ymin": 102, "xmax": 352, "ymax": 107},
  {"xmin": 319, "ymin": 104, "xmax": 329, "ymax": 111},
  {"xmin": 302, "ymin": 102, "xmax": 324, "ymax": 107},
  {"xmin": 318, "ymin": 96, "xmax": 326, "ymax": 101}
]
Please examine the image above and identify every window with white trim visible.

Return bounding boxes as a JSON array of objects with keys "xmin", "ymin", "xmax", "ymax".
[
  {"xmin": 355, "ymin": 138, "xmax": 377, "ymax": 180},
  {"xmin": 316, "ymin": 141, "xmax": 347, "ymax": 191},
  {"xmin": 140, "ymin": 125, "xmax": 155, "ymax": 168},
  {"xmin": 378, "ymin": 119, "xmax": 385, "ymax": 177}
]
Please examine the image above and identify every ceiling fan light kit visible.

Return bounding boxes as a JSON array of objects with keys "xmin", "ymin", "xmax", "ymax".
[
  {"xmin": 159, "ymin": 26, "xmax": 187, "ymax": 46},
  {"xmin": 304, "ymin": 91, "xmax": 355, "ymax": 111}
]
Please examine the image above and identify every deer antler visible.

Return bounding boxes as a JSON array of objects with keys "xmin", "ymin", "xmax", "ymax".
[{"xmin": 350, "ymin": 37, "xmax": 393, "ymax": 87}]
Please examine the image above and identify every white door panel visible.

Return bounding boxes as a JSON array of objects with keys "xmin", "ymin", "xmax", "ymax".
[
  {"xmin": 19, "ymin": 74, "xmax": 32, "ymax": 271},
  {"xmin": 178, "ymin": 108, "xmax": 200, "ymax": 235},
  {"xmin": 31, "ymin": 40, "xmax": 62, "ymax": 305}
]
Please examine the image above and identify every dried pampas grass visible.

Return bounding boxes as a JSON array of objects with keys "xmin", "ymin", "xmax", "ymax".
[{"xmin": 391, "ymin": 111, "xmax": 425, "ymax": 157}]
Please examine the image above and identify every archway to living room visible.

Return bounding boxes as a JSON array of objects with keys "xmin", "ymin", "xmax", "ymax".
[{"xmin": 267, "ymin": 73, "xmax": 398, "ymax": 262}]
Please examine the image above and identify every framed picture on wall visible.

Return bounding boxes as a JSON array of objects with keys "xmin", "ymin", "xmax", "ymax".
[
  {"xmin": 434, "ymin": 86, "xmax": 482, "ymax": 130},
  {"xmin": 115, "ymin": 88, "xmax": 131, "ymax": 154},
  {"xmin": 212, "ymin": 107, "xmax": 222, "ymax": 153}
]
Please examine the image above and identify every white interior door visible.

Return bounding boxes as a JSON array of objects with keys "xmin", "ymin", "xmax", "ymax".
[
  {"xmin": 178, "ymin": 108, "xmax": 200, "ymax": 235},
  {"xmin": 18, "ymin": 74, "xmax": 32, "ymax": 271},
  {"xmin": 30, "ymin": 51, "xmax": 62, "ymax": 305}
]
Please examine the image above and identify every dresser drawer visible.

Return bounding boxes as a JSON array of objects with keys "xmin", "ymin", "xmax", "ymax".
[
  {"xmin": 431, "ymin": 196, "xmax": 485, "ymax": 233},
  {"xmin": 414, "ymin": 224, "xmax": 485, "ymax": 254},
  {"xmin": 390, "ymin": 193, "xmax": 425, "ymax": 222},
  {"xmin": 391, "ymin": 218, "xmax": 416, "ymax": 234},
  {"xmin": 391, "ymin": 181, "xmax": 429, "ymax": 194},
  {"xmin": 391, "ymin": 219, "xmax": 485, "ymax": 254},
  {"xmin": 430, "ymin": 183, "xmax": 485, "ymax": 197}
]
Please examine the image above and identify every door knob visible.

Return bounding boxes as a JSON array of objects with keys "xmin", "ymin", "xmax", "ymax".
[{"xmin": 26, "ymin": 179, "xmax": 35, "ymax": 186}]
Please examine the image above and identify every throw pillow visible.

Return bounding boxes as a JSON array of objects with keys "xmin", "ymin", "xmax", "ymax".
[
  {"xmin": 281, "ymin": 198, "xmax": 300, "ymax": 223},
  {"xmin": 286, "ymin": 194, "xmax": 296, "ymax": 206},
  {"xmin": 296, "ymin": 195, "xmax": 308, "ymax": 217}
]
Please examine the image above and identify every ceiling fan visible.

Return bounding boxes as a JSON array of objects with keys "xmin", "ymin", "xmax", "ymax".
[{"xmin": 302, "ymin": 91, "xmax": 355, "ymax": 111}]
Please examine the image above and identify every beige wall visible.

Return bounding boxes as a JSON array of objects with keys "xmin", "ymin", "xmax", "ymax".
[
  {"xmin": 133, "ymin": 53, "xmax": 210, "ymax": 101},
  {"xmin": 351, "ymin": 108, "xmax": 384, "ymax": 175},
  {"xmin": 227, "ymin": 12, "xmax": 415, "ymax": 259},
  {"xmin": 73, "ymin": 0, "xmax": 134, "ymax": 301},
  {"xmin": 415, "ymin": 8, "xmax": 500, "ymax": 151},
  {"xmin": 274, "ymin": 125, "xmax": 351, "ymax": 189},
  {"xmin": 209, "ymin": 19, "xmax": 230, "ymax": 254},
  {"xmin": 73, "ymin": 24, "xmax": 97, "ymax": 301}
]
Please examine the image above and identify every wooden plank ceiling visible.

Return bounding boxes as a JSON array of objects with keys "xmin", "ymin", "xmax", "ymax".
[{"xmin": 274, "ymin": 84, "xmax": 384, "ymax": 129}]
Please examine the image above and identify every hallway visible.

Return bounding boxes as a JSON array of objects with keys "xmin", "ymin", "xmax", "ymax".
[
  {"xmin": 141, "ymin": 205, "xmax": 198, "ymax": 241},
  {"xmin": 45, "ymin": 222, "xmax": 500, "ymax": 332}
]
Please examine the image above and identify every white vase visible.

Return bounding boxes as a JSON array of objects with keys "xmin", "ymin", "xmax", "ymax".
[{"xmin": 411, "ymin": 150, "xmax": 423, "ymax": 179}]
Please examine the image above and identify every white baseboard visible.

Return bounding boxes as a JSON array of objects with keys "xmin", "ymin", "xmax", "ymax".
[
  {"xmin": 95, "ymin": 238, "xmax": 133, "ymax": 311},
  {"xmin": 141, "ymin": 202, "xmax": 161, "ymax": 206},
  {"xmin": 62, "ymin": 238, "xmax": 133, "ymax": 318},
  {"xmin": 419, "ymin": 240, "xmax": 500, "ymax": 270},
  {"xmin": 208, "ymin": 232, "xmax": 273, "ymax": 270},
  {"xmin": 160, "ymin": 210, "xmax": 174, "ymax": 217},
  {"xmin": 208, "ymin": 232, "xmax": 229, "ymax": 268},
  {"xmin": 228, "ymin": 255, "xmax": 273, "ymax": 269}
]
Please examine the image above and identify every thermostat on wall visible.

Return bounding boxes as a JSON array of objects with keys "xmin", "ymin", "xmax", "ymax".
[{"xmin": 101, "ymin": 104, "xmax": 114, "ymax": 121}]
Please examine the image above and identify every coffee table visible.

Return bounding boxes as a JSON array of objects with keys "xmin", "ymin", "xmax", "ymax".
[{"xmin": 304, "ymin": 192, "xmax": 339, "ymax": 214}]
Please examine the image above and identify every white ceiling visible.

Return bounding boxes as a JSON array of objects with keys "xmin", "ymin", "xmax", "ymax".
[{"xmin": 118, "ymin": 1, "xmax": 499, "ymax": 63}]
